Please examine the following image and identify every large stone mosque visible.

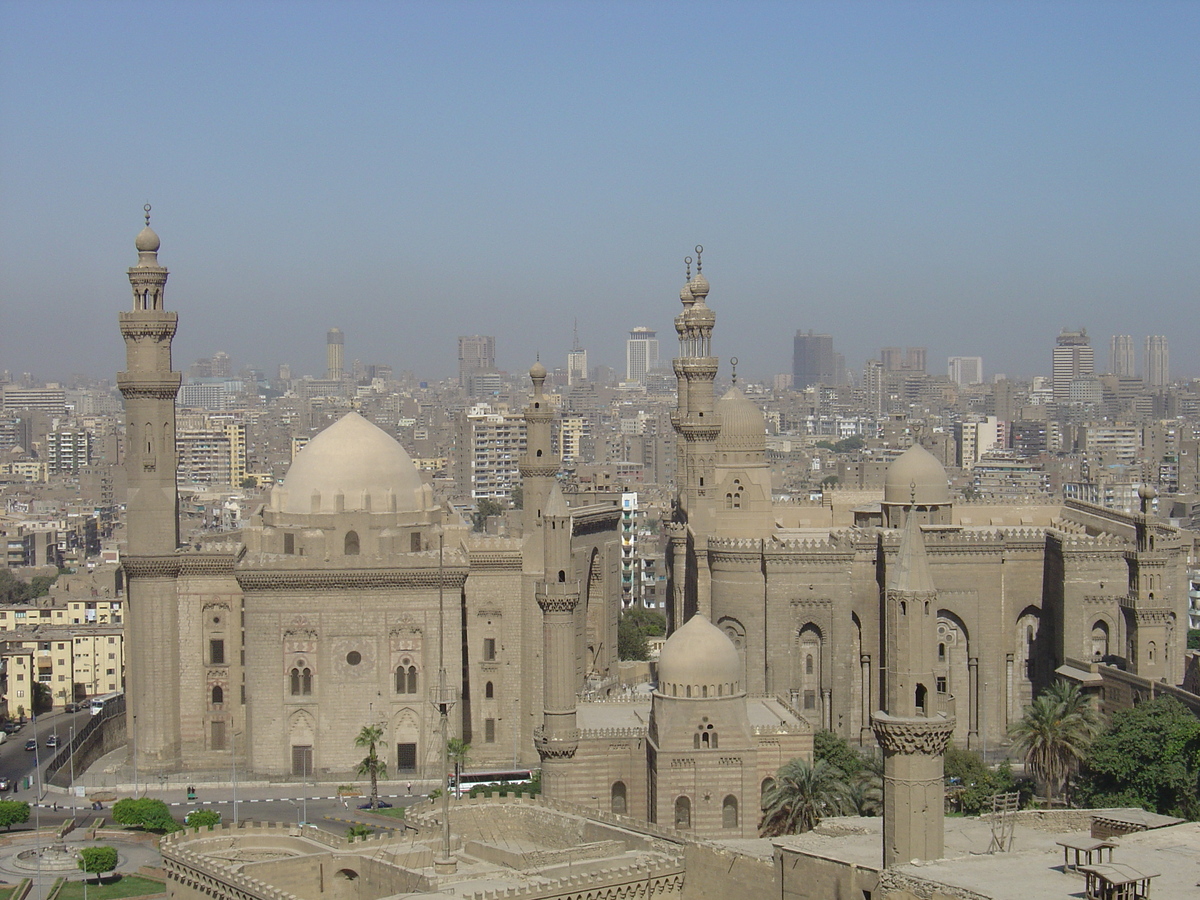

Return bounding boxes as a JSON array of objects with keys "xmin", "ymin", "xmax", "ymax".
[{"xmin": 119, "ymin": 215, "xmax": 1190, "ymax": 851}]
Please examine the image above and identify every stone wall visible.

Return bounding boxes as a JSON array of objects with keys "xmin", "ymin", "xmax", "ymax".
[
  {"xmin": 680, "ymin": 844, "xmax": 774, "ymax": 900},
  {"xmin": 776, "ymin": 846, "xmax": 880, "ymax": 900}
]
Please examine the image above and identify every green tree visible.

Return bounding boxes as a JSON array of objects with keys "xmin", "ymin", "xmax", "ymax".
[
  {"xmin": 510, "ymin": 486, "xmax": 523, "ymax": 510},
  {"xmin": 28, "ymin": 575, "xmax": 56, "ymax": 598},
  {"xmin": 472, "ymin": 498, "xmax": 506, "ymax": 532},
  {"xmin": 1075, "ymin": 696, "xmax": 1200, "ymax": 819},
  {"xmin": 617, "ymin": 616, "xmax": 649, "ymax": 661},
  {"xmin": 240, "ymin": 476, "xmax": 258, "ymax": 489},
  {"xmin": 1188, "ymin": 629, "xmax": 1200, "ymax": 651},
  {"xmin": 31, "ymin": 683, "xmax": 52, "ymax": 715},
  {"xmin": 1009, "ymin": 680, "xmax": 1102, "ymax": 801},
  {"xmin": 355, "ymin": 724, "xmax": 387, "ymax": 809},
  {"xmin": 447, "ymin": 738, "xmax": 471, "ymax": 796},
  {"xmin": 111, "ymin": 797, "xmax": 179, "ymax": 832},
  {"xmin": 759, "ymin": 758, "xmax": 852, "ymax": 836},
  {"xmin": 0, "ymin": 800, "xmax": 30, "ymax": 830},
  {"xmin": 78, "ymin": 846, "xmax": 118, "ymax": 883},
  {"xmin": 347, "ymin": 823, "xmax": 373, "ymax": 840},
  {"xmin": 813, "ymin": 730, "xmax": 864, "ymax": 780},
  {"xmin": 185, "ymin": 809, "xmax": 222, "ymax": 828},
  {"xmin": 0, "ymin": 570, "xmax": 31, "ymax": 603}
]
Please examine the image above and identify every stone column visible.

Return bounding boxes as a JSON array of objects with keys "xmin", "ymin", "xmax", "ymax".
[
  {"xmin": 872, "ymin": 713, "xmax": 956, "ymax": 867},
  {"xmin": 967, "ymin": 656, "xmax": 979, "ymax": 749},
  {"xmin": 860, "ymin": 655, "xmax": 872, "ymax": 745}
]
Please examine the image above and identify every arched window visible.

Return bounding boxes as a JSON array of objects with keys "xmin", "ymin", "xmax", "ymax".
[
  {"xmin": 611, "ymin": 781, "xmax": 627, "ymax": 815},
  {"xmin": 693, "ymin": 733, "xmax": 700, "ymax": 749},
  {"xmin": 722, "ymin": 795, "xmax": 738, "ymax": 829},
  {"xmin": 938, "ymin": 642, "xmax": 946, "ymax": 661},
  {"xmin": 302, "ymin": 667, "xmax": 312, "ymax": 695},
  {"xmin": 396, "ymin": 665, "xmax": 418, "ymax": 694},
  {"xmin": 290, "ymin": 668, "xmax": 300, "ymax": 695},
  {"xmin": 558, "ymin": 570, "xmax": 566, "ymax": 583},
  {"xmin": 211, "ymin": 685, "xmax": 223, "ymax": 705},
  {"xmin": 761, "ymin": 778, "xmax": 774, "ymax": 808},
  {"xmin": 806, "ymin": 654, "xmax": 814, "ymax": 675},
  {"xmin": 344, "ymin": 531, "xmax": 360, "ymax": 555},
  {"xmin": 485, "ymin": 681, "xmax": 494, "ymax": 699},
  {"xmin": 674, "ymin": 796, "xmax": 691, "ymax": 829},
  {"xmin": 915, "ymin": 683, "xmax": 928, "ymax": 715}
]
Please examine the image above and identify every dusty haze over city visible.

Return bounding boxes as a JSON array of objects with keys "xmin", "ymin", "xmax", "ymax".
[{"xmin": 2, "ymin": 1, "xmax": 1197, "ymax": 383}]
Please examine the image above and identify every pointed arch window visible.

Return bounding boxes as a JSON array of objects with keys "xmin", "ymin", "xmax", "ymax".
[{"xmin": 344, "ymin": 531, "xmax": 360, "ymax": 555}]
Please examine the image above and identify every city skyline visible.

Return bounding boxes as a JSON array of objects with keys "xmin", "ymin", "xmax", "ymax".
[{"xmin": 2, "ymin": 2, "xmax": 1198, "ymax": 382}]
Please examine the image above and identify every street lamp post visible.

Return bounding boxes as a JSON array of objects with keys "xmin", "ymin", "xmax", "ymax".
[
  {"xmin": 69, "ymin": 724, "xmax": 76, "ymax": 818},
  {"xmin": 231, "ymin": 728, "xmax": 241, "ymax": 825}
]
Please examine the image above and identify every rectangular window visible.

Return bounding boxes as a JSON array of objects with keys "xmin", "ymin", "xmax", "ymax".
[
  {"xmin": 210, "ymin": 639, "xmax": 225, "ymax": 665},
  {"xmin": 283, "ymin": 533, "xmax": 295, "ymax": 555},
  {"xmin": 803, "ymin": 690, "xmax": 816, "ymax": 710},
  {"xmin": 410, "ymin": 532, "xmax": 421, "ymax": 552},
  {"xmin": 396, "ymin": 743, "xmax": 417, "ymax": 772},
  {"xmin": 936, "ymin": 676, "xmax": 948, "ymax": 694},
  {"xmin": 485, "ymin": 718, "xmax": 496, "ymax": 743},
  {"xmin": 483, "ymin": 638, "xmax": 496, "ymax": 661},
  {"xmin": 292, "ymin": 745, "xmax": 313, "ymax": 777},
  {"xmin": 211, "ymin": 720, "xmax": 226, "ymax": 751}
]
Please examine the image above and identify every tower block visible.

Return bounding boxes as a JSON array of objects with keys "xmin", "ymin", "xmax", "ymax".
[
  {"xmin": 535, "ymin": 485, "xmax": 581, "ymax": 795},
  {"xmin": 118, "ymin": 207, "xmax": 184, "ymax": 770},
  {"xmin": 872, "ymin": 510, "xmax": 955, "ymax": 867}
]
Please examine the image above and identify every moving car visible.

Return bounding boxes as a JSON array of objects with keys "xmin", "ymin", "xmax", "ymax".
[
  {"xmin": 24, "ymin": 739, "xmax": 36, "ymax": 751},
  {"xmin": 0, "ymin": 778, "xmax": 10, "ymax": 791},
  {"xmin": 45, "ymin": 734, "xmax": 60, "ymax": 748}
]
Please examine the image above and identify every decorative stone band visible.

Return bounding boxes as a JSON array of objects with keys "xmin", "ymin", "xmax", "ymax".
[
  {"xmin": 518, "ymin": 462, "xmax": 560, "ymax": 478},
  {"xmin": 122, "ymin": 556, "xmax": 183, "ymax": 579},
  {"xmin": 534, "ymin": 726, "xmax": 580, "ymax": 759},
  {"xmin": 236, "ymin": 568, "xmax": 469, "ymax": 592},
  {"xmin": 178, "ymin": 554, "xmax": 239, "ymax": 576},
  {"xmin": 870, "ymin": 712, "xmax": 956, "ymax": 756},
  {"xmin": 536, "ymin": 591, "xmax": 581, "ymax": 613}
]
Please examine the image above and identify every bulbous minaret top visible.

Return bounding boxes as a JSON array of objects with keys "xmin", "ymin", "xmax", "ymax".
[{"xmin": 128, "ymin": 205, "xmax": 169, "ymax": 311}]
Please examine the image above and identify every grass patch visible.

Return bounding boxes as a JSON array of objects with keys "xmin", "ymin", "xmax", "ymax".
[
  {"xmin": 0, "ymin": 883, "xmax": 23, "ymax": 900},
  {"xmin": 55, "ymin": 875, "xmax": 166, "ymax": 900},
  {"xmin": 364, "ymin": 806, "xmax": 406, "ymax": 820}
]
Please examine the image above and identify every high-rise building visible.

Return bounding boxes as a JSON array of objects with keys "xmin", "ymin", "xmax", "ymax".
[
  {"xmin": 1052, "ymin": 328, "xmax": 1093, "ymax": 403},
  {"xmin": 46, "ymin": 430, "xmax": 92, "ymax": 475},
  {"xmin": 1109, "ymin": 334, "xmax": 1135, "ymax": 377},
  {"xmin": 792, "ymin": 330, "xmax": 836, "ymax": 389},
  {"xmin": 567, "ymin": 322, "xmax": 588, "ymax": 387},
  {"xmin": 625, "ymin": 327, "xmax": 659, "ymax": 384},
  {"xmin": 946, "ymin": 357, "xmax": 983, "ymax": 386},
  {"xmin": 458, "ymin": 335, "xmax": 496, "ymax": 387},
  {"xmin": 326, "ymin": 328, "xmax": 344, "ymax": 380},
  {"xmin": 880, "ymin": 347, "xmax": 927, "ymax": 374},
  {"xmin": 1144, "ymin": 335, "xmax": 1169, "ymax": 388}
]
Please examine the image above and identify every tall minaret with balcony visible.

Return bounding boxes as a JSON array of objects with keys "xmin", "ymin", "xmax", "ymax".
[
  {"xmin": 118, "ymin": 206, "xmax": 184, "ymax": 770},
  {"xmin": 871, "ymin": 506, "xmax": 955, "ymax": 867},
  {"xmin": 671, "ymin": 248, "xmax": 720, "ymax": 524},
  {"xmin": 520, "ymin": 360, "xmax": 559, "ymax": 536},
  {"xmin": 1126, "ymin": 485, "xmax": 1176, "ymax": 680},
  {"xmin": 535, "ymin": 485, "xmax": 581, "ymax": 797}
]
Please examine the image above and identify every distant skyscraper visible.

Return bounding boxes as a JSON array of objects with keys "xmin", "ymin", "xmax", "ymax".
[
  {"xmin": 625, "ymin": 327, "xmax": 659, "ymax": 383},
  {"xmin": 458, "ymin": 335, "xmax": 496, "ymax": 387},
  {"xmin": 1052, "ymin": 328, "xmax": 1093, "ymax": 403},
  {"xmin": 947, "ymin": 356, "xmax": 983, "ymax": 387},
  {"xmin": 880, "ymin": 347, "xmax": 926, "ymax": 374},
  {"xmin": 792, "ymin": 330, "xmax": 836, "ymax": 389},
  {"xmin": 1144, "ymin": 335, "xmax": 1169, "ymax": 388},
  {"xmin": 326, "ymin": 328, "xmax": 344, "ymax": 380},
  {"xmin": 567, "ymin": 321, "xmax": 587, "ymax": 386},
  {"xmin": 1109, "ymin": 334, "xmax": 1135, "ymax": 377}
]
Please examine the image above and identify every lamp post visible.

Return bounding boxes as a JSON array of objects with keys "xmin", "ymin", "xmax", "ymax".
[
  {"xmin": 231, "ymin": 728, "xmax": 241, "ymax": 825},
  {"xmin": 69, "ymin": 724, "xmax": 76, "ymax": 818},
  {"xmin": 75, "ymin": 853, "xmax": 89, "ymax": 900},
  {"xmin": 131, "ymin": 712, "xmax": 138, "ymax": 798}
]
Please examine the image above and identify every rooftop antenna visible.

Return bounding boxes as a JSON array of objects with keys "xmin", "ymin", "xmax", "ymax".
[{"xmin": 572, "ymin": 319, "xmax": 580, "ymax": 352}]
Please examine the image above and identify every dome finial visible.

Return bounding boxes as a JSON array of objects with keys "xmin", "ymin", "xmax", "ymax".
[
  {"xmin": 730, "ymin": 356, "xmax": 739, "ymax": 385},
  {"xmin": 144, "ymin": 203, "xmax": 152, "ymax": 227},
  {"xmin": 684, "ymin": 255, "xmax": 692, "ymax": 280},
  {"xmin": 694, "ymin": 245, "xmax": 703, "ymax": 274}
]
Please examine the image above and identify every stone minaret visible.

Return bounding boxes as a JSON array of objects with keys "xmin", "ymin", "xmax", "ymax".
[
  {"xmin": 519, "ymin": 360, "xmax": 559, "ymax": 535},
  {"xmin": 118, "ymin": 206, "xmax": 183, "ymax": 770},
  {"xmin": 1126, "ymin": 485, "xmax": 1175, "ymax": 680},
  {"xmin": 535, "ymin": 485, "xmax": 580, "ymax": 796},
  {"xmin": 871, "ymin": 509, "xmax": 955, "ymax": 867},
  {"xmin": 671, "ymin": 248, "xmax": 720, "ymax": 525}
]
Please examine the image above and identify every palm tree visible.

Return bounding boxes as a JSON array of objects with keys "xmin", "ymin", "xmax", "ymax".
[
  {"xmin": 759, "ymin": 758, "xmax": 853, "ymax": 836},
  {"xmin": 447, "ymin": 738, "xmax": 471, "ymax": 796},
  {"xmin": 355, "ymin": 724, "xmax": 387, "ymax": 809},
  {"xmin": 848, "ymin": 751, "xmax": 883, "ymax": 817},
  {"xmin": 1009, "ymin": 680, "xmax": 1101, "ymax": 802}
]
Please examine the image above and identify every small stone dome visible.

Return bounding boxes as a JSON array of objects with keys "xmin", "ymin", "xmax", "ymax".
[
  {"xmin": 680, "ymin": 282, "xmax": 695, "ymax": 306},
  {"xmin": 884, "ymin": 443, "xmax": 951, "ymax": 506},
  {"xmin": 658, "ymin": 615, "xmax": 742, "ymax": 699},
  {"xmin": 715, "ymin": 386, "xmax": 766, "ymax": 454},
  {"xmin": 688, "ymin": 272, "xmax": 710, "ymax": 301},
  {"xmin": 529, "ymin": 360, "xmax": 547, "ymax": 380},
  {"xmin": 274, "ymin": 412, "xmax": 426, "ymax": 515},
  {"xmin": 135, "ymin": 226, "xmax": 160, "ymax": 253}
]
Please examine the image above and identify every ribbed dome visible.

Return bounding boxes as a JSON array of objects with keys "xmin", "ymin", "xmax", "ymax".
[
  {"xmin": 658, "ymin": 615, "xmax": 742, "ymax": 697},
  {"xmin": 715, "ymin": 386, "xmax": 766, "ymax": 453},
  {"xmin": 274, "ymin": 412, "xmax": 426, "ymax": 515},
  {"xmin": 884, "ymin": 443, "xmax": 950, "ymax": 506}
]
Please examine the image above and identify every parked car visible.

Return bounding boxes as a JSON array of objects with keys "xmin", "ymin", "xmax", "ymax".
[
  {"xmin": 45, "ymin": 734, "xmax": 60, "ymax": 748},
  {"xmin": 24, "ymin": 739, "xmax": 37, "ymax": 751},
  {"xmin": 1, "ymin": 722, "xmax": 22, "ymax": 734},
  {"xmin": 0, "ymin": 778, "xmax": 10, "ymax": 791},
  {"xmin": 63, "ymin": 703, "xmax": 77, "ymax": 713}
]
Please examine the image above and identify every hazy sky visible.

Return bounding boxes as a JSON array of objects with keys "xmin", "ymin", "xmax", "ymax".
[{"xmin": 2, "ymin": 1, "xmax": 1197, "ymax": 384}]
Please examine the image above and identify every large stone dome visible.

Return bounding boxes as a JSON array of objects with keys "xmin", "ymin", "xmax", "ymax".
[
  {"xmin": 273, "ymin": 412, "xmax": 426, "ymax": 515},
  {"xmin": 715, "ymin": 386, "xmax": 766, "ymax": 454},
  {"xmin": 884, "ymin": 443, "xmax": 951, "ymax": 506},
  {"xmin": 657, "ymin": 615, "xmax": 743, "ymax": 698}
]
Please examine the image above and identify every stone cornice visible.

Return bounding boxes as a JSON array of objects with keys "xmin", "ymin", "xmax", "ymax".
[
  {"xmin": 236, "ymin": 567, "xmax": 468, "ymax": 592},
  {"xmin": 870, "ymin": 712, "xmax": 956, "ymax": 755},
  {"xmin": 122, "ymin": 556, "xmax": 182, "ymax": 579}
]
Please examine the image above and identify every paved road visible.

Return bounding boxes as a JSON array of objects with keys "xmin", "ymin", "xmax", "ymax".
[{"xmin": 0, "ymin": 708, "xmax": 92, "ymax": 795}]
